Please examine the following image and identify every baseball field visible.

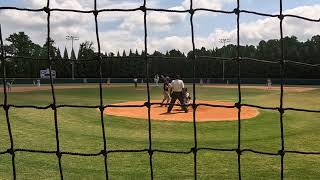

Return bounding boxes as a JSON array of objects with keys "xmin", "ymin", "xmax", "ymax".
[{"xmin": 0, "ymin": 84, "xmax": 319, "ymax": 179}]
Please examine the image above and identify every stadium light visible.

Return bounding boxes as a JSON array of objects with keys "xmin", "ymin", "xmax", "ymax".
[
  {"xmin": 66, "ymin": 35, "xmax": 79, "ymax": 80},
  {"xmin": 219, "ymin": 38, "xmax": 230, "ymax": 82}
]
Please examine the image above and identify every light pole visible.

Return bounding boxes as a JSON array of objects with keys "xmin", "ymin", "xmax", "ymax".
[
  {"xmin": 66, "ymin": 35, "xmax": 79, "ymax": 80},
  {"xmin": 219, "ymin": 38, "xmax": 230, "ymax": 82}
]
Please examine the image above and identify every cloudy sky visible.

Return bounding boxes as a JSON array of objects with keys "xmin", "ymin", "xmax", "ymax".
[{"xmin": 0, "ymin": 0, "xmax": 320, "ymax": 55}]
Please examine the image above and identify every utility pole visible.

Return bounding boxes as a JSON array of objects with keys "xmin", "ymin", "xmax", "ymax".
[
  {"xmin": 66, "ymin": 35, "xmax": 79, "ymax": 80},
  {"xmin": 219, "ymin": 38, "xmax": 230, "ymax": 82}
]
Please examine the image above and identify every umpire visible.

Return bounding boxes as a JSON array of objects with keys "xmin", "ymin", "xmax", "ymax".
[{"xmin": 167, "ymin": 75, "xmax": 188, "ymax": 113}]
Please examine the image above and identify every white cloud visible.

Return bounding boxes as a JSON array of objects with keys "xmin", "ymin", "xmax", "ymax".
[
  {"xmin": 0, "ymin": 10, "xmax": 47, "ymax": 46},
  {"xmin": 148, "ymin": 4, "xmax": 320, "ymax": 52},
  {"xmin": 100, "ymin": 30, "xmax": 144, "ymax": 53},
  {"xmin": 119, "ymin": 6, "xmax": 187, "ymax": 32},
  {"xmin": 150, "ymin": 36, "xmax": 191, "ymax": 53},
  {"xmin": 50, "ymin": 0, "xmax": 92, "ymax": 10},
  {"xmin": 205, "ymin": 4, "xmax": 320, "ymax": 47},
  {"xmin": 104, "ymin": 0, "xmax": 234, "ymax": 32},
  {"xmin": 98, "ymin": 0, "xmax": 142, "ymax": 9},
  {"xmin": 148, "ymin": 6, "xmax": 187, "ymax": 31},
  {"xmin": 282, "ymin": 5, "xmax": 320, "ymax": 38},
  {"xmin": 182, "ymin": 0, "xmax": 235, "ymax": 9},
  {"xmin": 1, "ymin": 10, "xmax": 46, "ymax": 28},
  {"xmin": 22, "ymin": 0, "xmax": 47, "ymax": 8}
]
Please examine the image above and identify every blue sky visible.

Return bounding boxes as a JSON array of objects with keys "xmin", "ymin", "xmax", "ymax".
[{"xmin": 0, "ymin": 0, "xmax": 319, "ymax": 54}]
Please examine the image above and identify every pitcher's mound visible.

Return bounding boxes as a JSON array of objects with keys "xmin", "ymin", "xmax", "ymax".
[{"xmin": 104, "ymin": 100, "xmax": 259, "ymax": 122}]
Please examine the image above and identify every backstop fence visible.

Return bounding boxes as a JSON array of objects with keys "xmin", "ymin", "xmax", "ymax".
[
  {"xmin": 3, "ymin": 78, "xmax": 320, "ymax": 85},
  {"xmin": 1, "ymin": 0, "xmax": 320, "ymax": 179}
]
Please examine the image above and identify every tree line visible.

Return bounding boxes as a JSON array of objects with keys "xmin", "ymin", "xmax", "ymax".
[{"xmin": 2, "ymin": 32, "xmax": 320, "ymax": 79}]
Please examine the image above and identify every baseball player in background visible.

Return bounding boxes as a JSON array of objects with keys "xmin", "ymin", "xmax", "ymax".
[
  {"xmin": 6, "ymin": 80, "xmax": 13, "ymax": 92},
  {"xmin": 267, "ymin": 78, "xmax": 272, "ymax": 90},
  {"xmin": 133, "ymin": 78, "xmax": 138, "ymax": 88},
  {"xmin": 107, "ymin": 77, "xmax": 111, "ymax": 86},
  {"xmin": 154, "ymin": 74, "xmax": 160, "ymax": 87},
  {"xmin": 160, "ymin": 77, "xmax": 171, "ymax": 107}
]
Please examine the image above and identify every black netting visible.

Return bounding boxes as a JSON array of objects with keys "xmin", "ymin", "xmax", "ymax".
[{"xmin": 1, "ymin": 0, "xmax": 320, "ymax": 180}]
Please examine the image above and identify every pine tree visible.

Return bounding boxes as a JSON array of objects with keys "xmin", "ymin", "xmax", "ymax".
[
  {"xmin": 70, "ymin": 48, "xmax": 77, "ymax": 60},
  {"xmin": 63, "ymin": 47, "xmax": 69, "ymax": 59},
  {"xmin": 129, "ymin": 49, "xmax": 133, "ymax": 56},
  {"xmin": 122, "ymin": 50, "xmax": 127, "ymax": 57},
  {"xmin": 61, "ymin": 47, "xmax": 69, "ymax": 78},
  {"xmin": 70, "ymin": 48, "xmax": 76, "ymax": 78},
  {"xmin": 56, "ymin": 48, "xmax": 62, "ymax": 60},
  {"xmin": 117, "ymin": 51, "xmax": 120, "ymax": 57},
  {"xmin": 41, "ymin": 37, "xmax": 57, "ymax": 58}
]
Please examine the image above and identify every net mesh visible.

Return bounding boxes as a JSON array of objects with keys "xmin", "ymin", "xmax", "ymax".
[{"xmin": 1, "ymin": 0, "xmax": 320, "ymax": 179}]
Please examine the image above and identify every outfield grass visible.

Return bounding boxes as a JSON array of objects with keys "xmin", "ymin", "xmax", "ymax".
[{"xmin": 0, "ymin": 85, "xmax": 319, "ymax": 179}]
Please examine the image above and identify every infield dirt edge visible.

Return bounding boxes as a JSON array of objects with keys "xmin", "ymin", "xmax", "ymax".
[{"xmin": 104, "ymin": 100, "xmax": 259, "ymax": 122}]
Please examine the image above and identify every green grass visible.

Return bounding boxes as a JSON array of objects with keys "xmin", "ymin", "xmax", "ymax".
[{"xmin": 0, "ymin": 85, "xmax": 320, "ymax": 179}]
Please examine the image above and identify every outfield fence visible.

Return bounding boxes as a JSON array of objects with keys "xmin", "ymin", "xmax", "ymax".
[
  {"xmin": 2, "ymin": 78, "xmax": 320, "ymax": 85},
  {"xmin": 1, "ymin": 0, "xmax": 320, "ymax": 180}
]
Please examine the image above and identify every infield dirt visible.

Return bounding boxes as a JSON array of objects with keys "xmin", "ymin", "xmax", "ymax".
[{"xmin": 104, "ymin": 100, "xmax": 259, "ymax": 122}]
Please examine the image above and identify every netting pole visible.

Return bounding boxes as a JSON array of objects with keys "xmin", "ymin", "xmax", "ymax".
[
  {"xmin": 279, "ymin": 0, "xmax": 285, "ymax": 179},
  {"xmin": 44, "ymin": 1, "xmax": 64, "ymax": 179},
  {"xmin": 189, "ymin": 0, "xmax": 198, "ymax": 179},
  {"xmin": 93, "ymin": 0, "xmax": 109, "ymax": 179},
  {"xmin": 142, "ymin": 1, "xmax": 154, "ymax": 179},
  {"xmin": 235, "ymin": 1, "xmax": 242, "ymax": 179},
  {"xmin": 0, "ymin": 24, "xmax": 17, "ymax": 180}
]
